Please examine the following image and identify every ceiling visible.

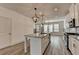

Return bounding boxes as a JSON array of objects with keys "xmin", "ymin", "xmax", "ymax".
[{"xmin": 0, "ymin": 3, "xmax": 71, "ymax": 20}]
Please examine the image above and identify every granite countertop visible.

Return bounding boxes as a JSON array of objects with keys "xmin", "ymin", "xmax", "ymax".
[
  {"xmin": 65, "ymin": 32, "xmax": 79, "ymax": 36},
  {"xmin": 24, "ymin": 33, "xmax": 47, "ymax": 38},
  {"xmin": 64, "ymin": 32, "xmax": 79, "ymax": 41}
]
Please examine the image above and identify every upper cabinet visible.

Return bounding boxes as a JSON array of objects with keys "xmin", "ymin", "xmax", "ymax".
[
  {"xmin": 66, "ymin": 4, "xmax": 79, "ymax": 27},
  {"xmin": 69, "ymin": 4, "xmax": 79, "ymax": 26},
  {"xmin": 74, "ymin": 4, "xmax": 79, "ymax": 26},
  {"xmin": 69, "ymin": 4, "xmax": 74, "ymax": 20}
]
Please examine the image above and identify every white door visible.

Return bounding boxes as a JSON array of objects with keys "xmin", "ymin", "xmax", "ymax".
[{"xmin": 0, "ymin": 16, "xmax": 11, "ymax": 49}]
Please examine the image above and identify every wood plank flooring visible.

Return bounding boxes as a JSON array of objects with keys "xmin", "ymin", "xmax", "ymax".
[
  {"xmin": 0, "ymin": 42, "xmax": 25, "ymax": 55},
  {"xmin": 0, "ymin": 35, "xmax": 71, "ymax": 55},
  {"xmin": 46, "ymin": 35, "xmax": 71, "ymax": 55}
]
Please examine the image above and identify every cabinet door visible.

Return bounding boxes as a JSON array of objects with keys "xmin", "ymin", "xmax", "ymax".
[
  {"xmin": 75, "ymin": 39, "xmax": 79, "ymax": 55},
  {"xmin": 69, "ymin": 36, "xmax": 72, "ymax": 51},
  {"xmin": 75, "ymin": 4, "xmax": 79, "ymax": 26},
  {"xmin": 0, "ymin": 16, "xmax": 11, "ymax": 49},
  {"xmin": 72, "ymin": 39, "xmax": 76, "ymax": 54},
  {"xmin": 69, "ymin": 36, "xmax": 76, "ymax": 54},
  {"xmin": 69, "ymin": 4, "xmax": 79, "ymax": 26},
  {"xmin": 77, "ymin": 4, "xmax": 79, "ymax": 26}
]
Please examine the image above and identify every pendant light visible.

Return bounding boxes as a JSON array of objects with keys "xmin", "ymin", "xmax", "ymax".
[{"xmin": 32, "ymin": 8, "xmax": 39, "ymax": 23}]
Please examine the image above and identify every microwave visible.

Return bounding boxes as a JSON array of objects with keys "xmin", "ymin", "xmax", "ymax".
[{"xmin": 69, "ymin": 18, "xmax": 75, "ymax": 28}]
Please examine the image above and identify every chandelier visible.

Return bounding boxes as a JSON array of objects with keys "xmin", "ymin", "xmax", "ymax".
[
  {"xmin": 32, "ymin": 8, "xmax": 39, "ymax": 23},
  {"xmin": 32, "ymin": 7, "xmax": 45, "ymax": 34}
]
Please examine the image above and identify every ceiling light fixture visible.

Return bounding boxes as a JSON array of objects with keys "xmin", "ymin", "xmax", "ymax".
[
  {"xmin": 54, "ymin": 8, "xmax": 58, "ymax": 12},
  {"xmin": 32, "ymin": 8, "xmax": 39, "ymax": 23},
  {"xmin": 32, "ymin": 8, "xmax": 45, "ymax": 34}
]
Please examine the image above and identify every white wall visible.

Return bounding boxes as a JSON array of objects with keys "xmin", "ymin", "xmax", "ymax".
[{"xmin": 0, "ymin": 6, "xmax": 33, "ymax": 47}]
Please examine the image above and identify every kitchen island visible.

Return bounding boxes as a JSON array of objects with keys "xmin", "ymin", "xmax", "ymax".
[{"xmin": 24, "ymin": 33, "xmax": 50, "ymax": 55}]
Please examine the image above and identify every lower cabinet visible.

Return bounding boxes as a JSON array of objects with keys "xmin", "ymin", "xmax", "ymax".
[
  {"xmin": 69, "ymin": 35, "xmax": 79, "ymax": 55},
  {"xmin": 74, "ymin": 39, "xmax": 79, "ymax": 55},
  {"xmin": 69, "ymin": 36, "xmax": 73, "ymax": 53},
  {"xmin": 28, "ymin": 34, "xmax": 50, "ymax": 55}
]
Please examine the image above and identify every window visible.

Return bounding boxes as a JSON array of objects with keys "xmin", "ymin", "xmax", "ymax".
[
  {"xmin": 49, "ymin": 24, "xmax": 53, "ymax": 32},
  {"xmin": 54, "ymin": 24, "xmax": 59, "ymax": 32},
  {"xmin": 44, "ymin": 25, "xmax": 48, "ymax": 33},
  {"xmin": 36, "ymin": 25, "xmax": 40, "ymax": 32}
]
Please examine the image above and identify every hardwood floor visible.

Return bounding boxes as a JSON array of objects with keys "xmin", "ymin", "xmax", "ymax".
[
  {"xmin": 0, "ymin": 42, "xmax": 25, "ymax": 55},
  {"xmin": 46, "ymin": 35, "xmax": 71, "ymax": 55},
  {"xmin": 0, "ymin": 35, "xmax": 71, "ymax": 55},
  {"xmin": 25, "ymin": 35, "xmax": 71, "ymax": 55}
]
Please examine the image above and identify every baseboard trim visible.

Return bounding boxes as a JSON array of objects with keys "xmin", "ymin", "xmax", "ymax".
[{"xmin": 0, "ymin": 42, "xmax": 24, "ymax": 50}]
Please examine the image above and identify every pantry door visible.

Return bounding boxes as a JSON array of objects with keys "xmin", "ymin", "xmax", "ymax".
[{"xmin": 0, "ymin": 16, "xmax": 11, "ymax": 49}]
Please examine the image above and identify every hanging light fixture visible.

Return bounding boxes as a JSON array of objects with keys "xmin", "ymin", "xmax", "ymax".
[
  {"xmin": 32, "ymin": 8, "xmax": 39, "ymax": 34},
  {"xmin": 32, "ymin": 8, "xmax": 39, "ymax": 23},
  {"xmin": 32, "ymin": 7, "xmax": 45, "ymax": 34}
]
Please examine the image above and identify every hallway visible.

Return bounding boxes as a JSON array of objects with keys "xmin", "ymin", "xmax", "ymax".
[{"xmin": 47, "ymin": 35, "xmax": 71, "ymax": 55}]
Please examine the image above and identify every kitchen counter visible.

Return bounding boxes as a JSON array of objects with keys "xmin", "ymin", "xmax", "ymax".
[
  {"xmin": 65, "ymin": 32, "xmax": 79, "ymax": 36},
  {"xmin": 24, "ymin": 33, "xmax": 47, "ymax": 38},
  {"xmin": 65, "ymin": 32, "xmax": 79, "ymax": 40},
  {"xmin": 24, "ymin": 33, "xmax": 50, "ymax": 55}
]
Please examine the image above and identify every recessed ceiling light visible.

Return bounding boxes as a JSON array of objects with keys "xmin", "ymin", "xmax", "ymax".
[{"xmin": 54, "ymin": 8, "xmax": 58, "ymax": 12}]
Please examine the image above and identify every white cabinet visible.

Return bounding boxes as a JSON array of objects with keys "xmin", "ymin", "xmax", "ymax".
[
  {"xmin": 71, "ymin": 37, "xmax": 76, "ymax": 54},
  {"xmin": 66, "ymin": 4, "xmax": 79, "ymax": 27},
  {"xmin": 74, "ymin": 39, "xmax": 79, "ymax": 55},
  {"xmin": 74, "ymin": 4, "xmax": 79, "ymax": 26},
  {"xmin": 69, "ymin": 36, "xmax": 75, "ymax": 54},
  {"xmin": 69, "ymin": 36, "xmax": 72, "ymax": 52},
  {"xmin": 69, "ymin": 35, "xmax": 79, "ymax": 55},
  {"xmin": 70, "ymin": 4, "xmax": 79, "ymax": 26},
  {"xmin": 27, "ymin": 34, "xmax": 49, "ymax": 55}
]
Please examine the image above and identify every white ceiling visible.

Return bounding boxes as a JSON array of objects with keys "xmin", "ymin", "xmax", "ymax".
[{"xmin": 0, "ymin": 3, "xmax": 71, "ymax": 20}]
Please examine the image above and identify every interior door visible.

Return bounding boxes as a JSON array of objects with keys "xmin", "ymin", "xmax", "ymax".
[{"xmin": 0, "ymin": 16, "xmax": 11, "ymax": 49}]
